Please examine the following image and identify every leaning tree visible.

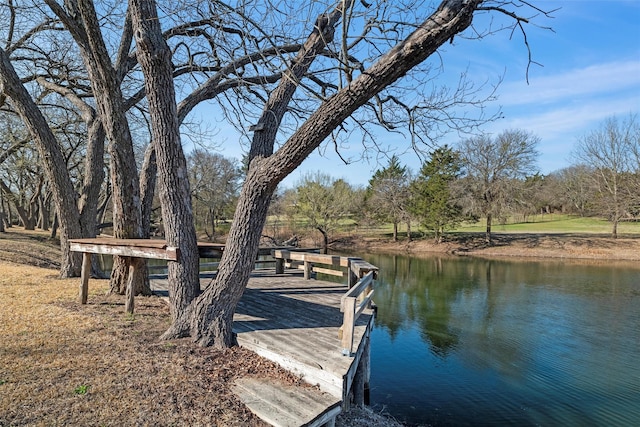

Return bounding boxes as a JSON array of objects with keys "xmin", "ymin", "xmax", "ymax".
[{"xmin": 127, "ymin": 0, "xmax": 554, "ymax": 347}]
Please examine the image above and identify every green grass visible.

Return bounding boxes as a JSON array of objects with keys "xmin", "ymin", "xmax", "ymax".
[
  {"xmin": 454, "ymin": 214, "xmax": 640, "ymax": 235},
  {"xmin": 264, "ymin": 213, "xmax": 640, "ymax": 239}
]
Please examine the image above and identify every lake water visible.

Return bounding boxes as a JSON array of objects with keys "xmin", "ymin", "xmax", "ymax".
[{"xmin": 356, "ymin": 253, "xmax": 640, "ymax": 426}]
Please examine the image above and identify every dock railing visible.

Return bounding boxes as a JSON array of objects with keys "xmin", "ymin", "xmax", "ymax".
[{"xmin": 271, "ymin": 250, "xmax": 378, "ymax": 356}]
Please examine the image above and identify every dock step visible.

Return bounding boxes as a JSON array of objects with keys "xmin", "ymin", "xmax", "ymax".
[{"xmin": 232, "ymin": 377, "xmax": 341, "ymax": 427}]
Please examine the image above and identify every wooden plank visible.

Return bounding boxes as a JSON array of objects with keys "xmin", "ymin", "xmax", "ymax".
[
  {"xmin": 69, "ymin": 242, "xmax": 179, "ymax": 261},
  {"xmin": 312, "ymin": 266, "xmax": 344, "ymax": 277},
  {"xmin": 302, "ymin": 253, "xmax": 349, "ymax": 267},
  {"xmin": 232, "ymin": 378, "xmax": 341, "ymax": 427},
  {"xmin": 69, "ymin": 238, "xmax": 169, "ymax": 248}
]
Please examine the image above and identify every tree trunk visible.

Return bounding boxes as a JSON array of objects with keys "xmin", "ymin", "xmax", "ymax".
[
  {"xmin": 406, "ymin": 220, "xmax": 411, "ymax": 241},
  {"xmin": 180, "ymin": 169, "xmax": 273, "ymax": 347},
  {"xmin": 38, "ymin": 193, "xmax": 50, "ymax": 231},
  {"xmin": 130, "ymin": 0, "xmax": 200, "ymax": 317},
  {"xmin": 393, "ymin": 221, "xmax": 398, "ymax": 241},
  {"xmin": 318, "ymin": 227, "xmax": 329, "ymax": 254},
  {"xmin": 137, "ymin": 144, "xmax": 158, "ymax": 296},
  {"xmin": 0, "ymin": 47, "xmax": 83, "ymax": 276},
  {"xmin": 50, "ymin": 213, "xmax": 58, "ymax": 239},
  {"xmin": 485, "ymin": 212, "xmax": 492, "ymax": 244},
  {"xmin": 45, "ymin": 0, "xmax": 146, "ymax": 289},
  {"xmin": 80, "ymin": 34, "xmax": 144, "ymax": 291}
]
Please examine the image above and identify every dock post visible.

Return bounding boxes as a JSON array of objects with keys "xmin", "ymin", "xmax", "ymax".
[
  {"xmin": 304, "ymin": 260, "xmax": 312, "ymax": 280},
  {"xmin": 363, "ymin": 334, "xmax": 371, "ymax": 405},
  {"xmin": 347, "ymin": 258, "xmax": 359, "ymax": 288},
  {"xmin": 275, "ymin": 257, "xmax": 284, "ymax": 274},
  {"xmin": 352, "ymin": 334, "xmax": 371, "ymax": 407}
]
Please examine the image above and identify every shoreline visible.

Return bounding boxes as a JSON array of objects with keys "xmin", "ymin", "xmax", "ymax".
[
  {"xmin": 2, "ymin": 228, "xmax": 640, "ymax": 269},
  {"xmin": 330, "ymin": 232, "xmax": 640, "ymax": 262}
]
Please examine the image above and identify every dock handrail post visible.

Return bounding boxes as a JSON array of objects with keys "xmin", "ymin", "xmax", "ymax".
[
  {"xmin": 347, "ymin": 258, "xmax": 359, "ymax": 288},
  {"xmin": 303, "ymin": 260, "xmax": 313, "ymax": 280},
  {"xmin": 124, "ymin": 257, "xmax": 141, "ymax": 315},
  {"xmin": 341, "ymin": 296, "xmax": 356, "ymax": 356},
  {"xmin": 275, "ymin": 257, "xmax": 284, "ymax": 274}
]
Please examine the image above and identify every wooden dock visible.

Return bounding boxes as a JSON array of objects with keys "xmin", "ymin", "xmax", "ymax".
[
  {"xmin": 69, "ymin": 239, "xmax": 377, "ymax": 426},
  {"xmin": 152, "ymin": 269, "xmax": 374, "ymax": 426}
]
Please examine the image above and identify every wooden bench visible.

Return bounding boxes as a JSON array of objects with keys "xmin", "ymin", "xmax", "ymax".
[
  {"xmin": 69, "ymin": 238, "xmax": 179, "ymax": 314},
  {"xmin": 69, "ymin": 238, "xmax": 318, "ymax": 314}
]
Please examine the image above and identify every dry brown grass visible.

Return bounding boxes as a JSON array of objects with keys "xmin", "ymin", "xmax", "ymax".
[
  {"xmin": 0, "ymin": 229, "xmax": 61, "ymax": 269},
  {"xmin": 0, "ymin": 262, "xmax": 307, "ymax": 426}
]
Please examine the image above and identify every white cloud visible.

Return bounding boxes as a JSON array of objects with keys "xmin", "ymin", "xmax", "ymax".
[{"xmin": 498, "ymin": 60, "xmax": 640, "ymax": 106}]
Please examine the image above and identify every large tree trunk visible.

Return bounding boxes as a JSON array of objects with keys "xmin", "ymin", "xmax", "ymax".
[
  {"xmin": 184, "ymin": 173, "xmax": 273, "ymax": 346},
  {"xmin": 0, "ymin": 47, "xmax": 83, "ymax": 276},
  {"xmin": 55, "ymin": 0, "xmax": 147, "ymax": 292},
  {"xmin": 130, "ymin": 0, "xmax": 200, "ymax": 316}
]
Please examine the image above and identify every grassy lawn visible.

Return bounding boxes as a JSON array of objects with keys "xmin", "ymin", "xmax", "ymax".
[{"xmin": 454, "ymin": 214, "xmax": 640, "ymax": 235}]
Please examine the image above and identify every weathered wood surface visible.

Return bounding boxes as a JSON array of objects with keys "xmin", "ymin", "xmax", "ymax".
[
  {"xmin": 69, "ymin": 238, "xmax": 313, "ymax": 261},
  {"xmin": 232, "ymin": 378, "xmax": 341, "ymax": 427},
  {"xmin": 69, "ymin": 238, "xmax": 179, "ymax": 261},
  {"xmin": 151, "ymin": 270, "xmax": 373, "ymax": 400}
]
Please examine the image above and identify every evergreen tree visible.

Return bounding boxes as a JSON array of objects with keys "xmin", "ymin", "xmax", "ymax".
[
  {"xmin": 366, "ymin": 155, "xmax": 411, "ymax": 241},
  {"xmin": 410, "ymin": 146, "xmax": 463, "ymax": 243}
]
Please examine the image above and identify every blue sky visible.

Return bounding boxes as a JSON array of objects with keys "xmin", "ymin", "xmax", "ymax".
[{"xmin": 191, "ymin": 1, "xmax": 640, "ymax": 188}]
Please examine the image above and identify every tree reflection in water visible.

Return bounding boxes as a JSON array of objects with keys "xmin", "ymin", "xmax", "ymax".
[{"xmin": 359, "ymin": 253, "xmax": 640, "ymax": 426}]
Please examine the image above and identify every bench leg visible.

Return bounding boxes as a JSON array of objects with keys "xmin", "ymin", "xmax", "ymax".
[
  {"xmin": 79, "ymin": 253, "xmax": 92, "ymax": 304},
  {"xmin": 125, "ymin": 257, "xmax": 139, "ymax": 315}
]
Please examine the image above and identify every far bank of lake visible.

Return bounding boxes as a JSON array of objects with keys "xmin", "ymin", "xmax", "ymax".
[{"xmin": 335, "ymin": 232, "xmax": 640, "ymax": 262}]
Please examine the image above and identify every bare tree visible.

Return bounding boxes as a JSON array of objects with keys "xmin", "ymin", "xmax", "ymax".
[
  {"xmin": 457, "ymin": 129, "xmax": 539, "ymax": 243},
  {"xmin": 571, "ymin": 115, "xmax": 640, "ymax": 238},
  {"xmin": 134, "ymin": 0, "xmax": 554, "ymax": 347},
  {"xmin": 294, "ymin": 172, "xmax": 356, "ymax": 253},
  {"xmin": 3, "ymin": 0, "xmax": 552, "ymax": 345},
  {"xmin": 187, "ymin": 150, "xmax": 242, "ymax": 241},
  {"xmin": 552, "ymin": 165, "xmax": 595, "ymax": 216},
  {"xmin": 0, "ymin": 47, "xmax": 84, "ymax": 276}
]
